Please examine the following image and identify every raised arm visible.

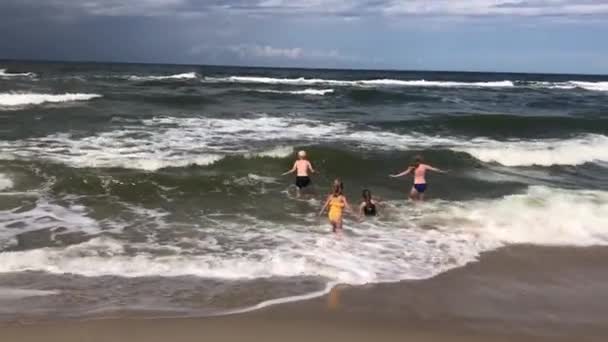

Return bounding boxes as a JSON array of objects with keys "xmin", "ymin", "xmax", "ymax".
[
  {"xmin": 282, "ymin": 162, "xmax": 297, "ymax": 176},
  {"xmin": 390, "ymin": 166, "xmax": 413, "ymax": 178}
]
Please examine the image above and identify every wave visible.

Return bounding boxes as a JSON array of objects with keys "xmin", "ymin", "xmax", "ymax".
[
  {"xmin": 1, "ymin": 116, "xmax": 606, "ymax": 168},
  {"xmin": 0, "ymin": 186, "xmax": 606, "ymax": 283},
  {"xmin": 385, "ymin": 114, "xmax": 608, "ymax": 138},
  {"xmin": 247, "ymin": 145, "xmax": 294, "ymax": 159},
  {"xmin": 0, "ymin": 198, "xmax": 101, "ymax": 249},
  {"xmin": 328, "ymin": 129, "xmax": 608, "ymax": 167},
  {"xmin": 0, "ymin": 69, "xmax": 36, "ymax": 78},
  {"xmin": 0, "ymin": 93, "xmax": 102, "ymax": 107},
  {"xmin": 203, "ymin": 76, "xmax": 608, "ymax": 92},
  {"xmin": 0, "ymin": 174, "xmax": 12, "ymax": 191},
  {"xmin": 0, "ymin": 116, "xmax": 328, "ymax": 170},
  {"xmin": 0, "ymin": 288, "xmax": 60, "ymax": 300},
  {"xmin": 203, "ymin": 76, "xmax": 514, "ymax": 88},
  {"xmin": 454, "ymin": 134, "xmax": 608, "ymax": 167},
  {"xmin": 570, "ymin": 81, "xmax": 608, "ymax": 92},
  {"xmin": 527, "ymin": 81, "xmax": 608, "ymax": 92},
  {"xmin": 127, "ymin": 72, "xmax": 198, "ymax": 81},
  {"xmin": 253, "ymin": 88, "xmax": 334, "ymax": 96}
]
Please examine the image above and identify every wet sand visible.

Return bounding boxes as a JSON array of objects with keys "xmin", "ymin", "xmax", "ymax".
[{"xmin": 2, "ymin": 245, "xmax": 608, "ymax": 341}]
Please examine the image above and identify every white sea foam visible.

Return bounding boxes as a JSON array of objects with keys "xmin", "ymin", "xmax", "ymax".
[
  {"xmin": 0, "ymin": 116, "xmax": 346, "ymax": 170},
  {"xmin": 454, "ymin": 134, "xmax": 608, "ymax": 166},
  {"xmin": 248, "ymin": 145, "xmax": 294, "ymax": 159},
  {"xmin": 434, "ymin": 186, "xmax": 608, "ymax": 246},
  {"xmin": 204, "ymin": 76, "xmax": 514, "ymax": 88},
  {"xmin": 0, "ymin": 186, "xmax": 606, "ymax": 284},
  {"xmin": 359, "ymin": 79, "xmax": 514, "ymax": 87},
  {"xmin": 0, "ymin": 174, "xmax": 13, "ymax": 191},
  {"xmin": 0, "ymin": 116, "xmax": 606, "ymax": 168},
  {"xmin": 528, "ymin": 81, "xmax": 608, "ymax": 92},
  {"xmin": 338, "ymin": 130, "xmax": 608, "ymax": 167},
  {"xmin": 254, "ymin": 88, "xmax": 335, "ymax": 95},
  {"xmin": 570, "ymin": 81, "xmax": 608, "ymax": 92},
  {"xmin": 0, "ymin": 287, "xmax": 59, "ymax": 300},
  {"xmin": 0, "ymin": 198, "xmax": 101, "ymax": 248},
  {"xmin": 0, "ymin": 93, "xmax": 102, "ymax": 107},
  {"xmin": 0, "ymin": 69, "xmax": 36, "ymax": 78},
  {"xmin": 204, "ymin": 76, "xmax": 608, "ymax": 92},
  {"xmin": 128, "ymin": 72, "xmax": 198, "ymax": 81}
]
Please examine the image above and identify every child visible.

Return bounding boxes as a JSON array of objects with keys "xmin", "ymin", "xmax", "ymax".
[
  {"xmin": 282, "ymin": 150, "xmax": 315, "ymax": 196},
  {"xmin": 390, "ymin": 155, "xmax": 446, "ymax": 201},
  {"xmin": 319, "ymin": 180, "xmax": 353, "ymax": 233},
  {"xmin": 359, "ymin": 189, "xmax": 378, "ymax": 219}
]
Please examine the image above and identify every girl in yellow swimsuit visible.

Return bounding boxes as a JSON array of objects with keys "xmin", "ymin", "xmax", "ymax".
[{"xmin": 319, "ymin": 180, "xmax": 352, "ymax": 233}]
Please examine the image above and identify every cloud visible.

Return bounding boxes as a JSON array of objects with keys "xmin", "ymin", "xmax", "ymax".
[
  {"xmin": 192, "ymin": 44, "xmax": 349, "ymax": 61},
  {"xmin": 4, "ymin": 0, "xmax": 608, "ymax": 18},
  {"xmin": 237, "ymin": 45, "xmax": 304, "ymax": 59},
  {"xmin": 382, "ymin": 0, "xmax": 608, "ymax": 17}
]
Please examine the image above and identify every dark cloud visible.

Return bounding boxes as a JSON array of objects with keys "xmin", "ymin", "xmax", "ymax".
[{"xmin": 3, "ymin": 0, "xmax": 608, "ymax": 19}]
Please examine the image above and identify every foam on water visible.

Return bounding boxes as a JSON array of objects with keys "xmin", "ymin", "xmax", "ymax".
[
  {"xmin": 128, "ymin": 72, "xmax": 198, "ymax": 81},
  {"xmin": 247, "ymin": 145, "xmax": 294, "ymax": 159},
  {"xmin": 206, "ymin": 77, "xmax": 608, "ymax": 92},
  {"xmin": 0, "ymin": 287, "xmax": 59, "ymax": 300},
  {"xmin": 0, "ymin": 186, "xmax": 605, "ymax": 283},
  {"xmin": 570, "ymin": 81, "xmax": 608, "ymax": 92},
  {"xmin": 1, "ymin": 116, "xmax": 606, "ymax": 168},
  {"xmin": 433, "ymin": 186, "xmax": 608, "ymax": 246},
  {"xmin": 0, "ymin": 117, "xmax": 346, "ymax": 170},
  {"xmin": 203, "ymin": 76, "xmax": 514, "ymax": 88},
  {"xmin": 0, "ymin": 69, "xmax": 36, "ymax": 78},
  {"xmin": 454, "ymin": 134, "xmax": 608, "ymax": 166},
  {"xmin": 0, "ymin": 93, "xmax": 102, "ymax": 107},
  {"xmin": 0, "ymin": 197, "xmax": 101, "ymax": 249},
  {"xmin": 254, "ymin": 88, "xmax": 335, "ymax": 95},
  {"xmin": 0, "ymin": 174, "xmax": 13, "ymax": 191},
  {"xmin": 528, "ymin": 81, "xmax": 608, "ymax": 92}
]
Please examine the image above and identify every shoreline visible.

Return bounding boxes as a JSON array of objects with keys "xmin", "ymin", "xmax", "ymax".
[{"xmin": 3, "ymin": 245, "xmax": 608, "ymax": 341}]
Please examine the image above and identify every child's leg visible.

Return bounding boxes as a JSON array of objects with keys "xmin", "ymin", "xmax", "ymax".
[
  {"xmin": 335, "ymin": 218, "xmax": 343, "ymax": 233},
  {"xmin": 409, "ymin": 187, "xmax": 418, "ymax": 201}
]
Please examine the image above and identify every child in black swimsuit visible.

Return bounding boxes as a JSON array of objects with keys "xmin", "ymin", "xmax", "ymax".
[{"xmin": 359, "ymin": 189, "xmax": 377, "ymax": 219}]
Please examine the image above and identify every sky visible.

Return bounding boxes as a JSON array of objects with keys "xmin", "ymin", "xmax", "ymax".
[{"xmin": 1, "ymin": 0, "xmax": 607, "ymax": 74}]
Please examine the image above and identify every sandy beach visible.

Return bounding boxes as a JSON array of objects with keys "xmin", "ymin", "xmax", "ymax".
[{"xmin": 3, "ymin": 245, "xmax": 607, "ymax": 342}]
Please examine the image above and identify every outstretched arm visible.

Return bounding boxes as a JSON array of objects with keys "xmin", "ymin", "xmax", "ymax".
[
  {"xmin": 427, "ymin": 165, "xmax": 447, "ymax": 173},
  {"xmin": 282, "ymin": 162, "xmax": 297, "ymax": 176},
  {"xmin": 390, "ymin": 166, "xmax": 412, "ymax": 178},
  {"xmin": 319, "ymin": 196, "xmax": 331, "ymax": 216}
]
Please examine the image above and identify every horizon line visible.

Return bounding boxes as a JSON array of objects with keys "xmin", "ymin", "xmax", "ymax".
[{"xmin": 1, "ymin": 57, "xmax": 607, "ymax": 77}]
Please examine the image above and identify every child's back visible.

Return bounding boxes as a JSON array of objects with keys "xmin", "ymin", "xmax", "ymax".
[{"xmin": 295, "ymin": 159, "xmax": 311, "ymax": 177}]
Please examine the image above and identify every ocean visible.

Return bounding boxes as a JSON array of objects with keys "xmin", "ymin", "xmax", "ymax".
[{"xmin": 0, "ymin": 61, "xmax": 607, "ymax": 320}]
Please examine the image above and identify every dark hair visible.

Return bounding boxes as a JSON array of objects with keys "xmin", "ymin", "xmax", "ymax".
[
  {"xmin": 332, "ymin": 182, "xmax": 343, "ymax": 196},
  {"xmin": 333, "ymin": 178, "xmax": 344, "ymax": 191},
  {"xmin": 362, "ymin": 189, "xmax": 372, "ymax": 203}
]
